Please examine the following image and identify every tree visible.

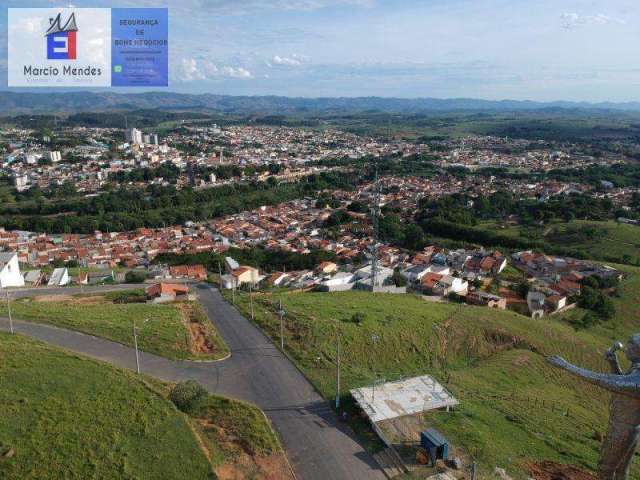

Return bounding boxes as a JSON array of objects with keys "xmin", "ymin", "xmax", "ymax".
[
  {"xmin": 125, "ymin": 270, "xmax": 147, "ymax": 283},
  {"xmin": 392, "ymin": 269, "xmax": 407, "ymax": 287},
  {"xmin": 403, "ymin": 224, "xmax": 425, "ymax": 251},
  {"xmin": 169, "ymin": 380, "xmax": 208, "ymax": 412}
]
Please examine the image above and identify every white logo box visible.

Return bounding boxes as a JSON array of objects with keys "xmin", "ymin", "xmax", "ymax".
[{"xmin": 8, "ymin": 8, "xmax": 111, "ymax": 87}]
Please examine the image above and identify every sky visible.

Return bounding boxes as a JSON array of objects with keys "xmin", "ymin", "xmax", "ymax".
[{"xmin": 1, "ymin": 0, "xmax": 639, "ymax": 101}]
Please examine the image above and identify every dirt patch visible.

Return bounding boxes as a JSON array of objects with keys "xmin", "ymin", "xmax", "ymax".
[
  {"xmin": 33, "ymin": 294, "xmax": 105, "ymax": 305},
  {"xmin": 528, "ymin": 461, "xmax": 597, "ymax": 480},
  {"xmin": 512, "ymin": 353, "xmax": 531, "ymax": 367},
  {"xmin": 215, "ymin": 452, "xmax": 294, "ymax": 480},
  {"xmin": 33, "ymin": 295, "xmax": 74, "ymax": 303},
  {"xmin": 70, "ymin": 295, "xmax": 104, "ymax": 305},
  {"xmin": 175, "ymin": 303, "xmax": 216, "ymax": 355},
  {"xmin": 484, "ymin": 329, "xmax": 538, "ymax": 354},
  {"xmin": 188, "ymin": 321, "xmax": 214, "ymax": 354},
  {"xmin": 200, "ymin": 419, "xmax": 293, "ymax": 480}
]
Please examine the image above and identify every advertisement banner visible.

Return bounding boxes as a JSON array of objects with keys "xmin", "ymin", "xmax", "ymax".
[{"xmin": 7, "ymin": 7, "xmax": 168, "ymax": 87}]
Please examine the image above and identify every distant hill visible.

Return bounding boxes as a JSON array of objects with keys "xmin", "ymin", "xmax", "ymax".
[{"xmin": 2, "ymin": 91, "xmax": 640, "ymax": 115}]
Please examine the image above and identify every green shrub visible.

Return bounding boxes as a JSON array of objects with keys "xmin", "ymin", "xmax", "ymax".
[
  {"xmin": 169, "ymin": 380, "xmax": 208, "ymax": 412},
  {"xmin": 125, "ymin": 270, "xmax": 147, "ymax": 283},
  {"xmin": 347, "ymin": 312, "xmax": 366, "ymax": 324}
]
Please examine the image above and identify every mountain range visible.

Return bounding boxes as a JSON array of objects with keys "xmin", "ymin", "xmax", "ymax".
[{"xmin": 2, "ymin": 91, "xmax": 640, "ymax": 115}]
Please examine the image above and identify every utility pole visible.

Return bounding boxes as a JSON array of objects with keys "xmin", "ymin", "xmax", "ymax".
[
  {"xmin": 370, "ymin": 162, "xmax": 381, "ymax": 290},
  {"xmin": 371, "ymin": 334, "xmax": 380, "ymax": 403},
  {"xmin": 278, "ymin": 299, "xmax": 286, "ymax": 351},
  {"xmin": 133, "ymin": 319, "xmax": 141, "ymax": 374},
  {"xmin": 335, "ymin": 328, "xmax": 341, "ymax": 409},
  {"xmin": 232, "ymin": 280, "xmax": 236, "ymax": 304},
  {"xmin": 6, "ymin": 290, "xmax": 14, "ymax": 334},
  {"xmin": 249, "ymin": 282, "xmax": 254, "ymax": 320}
]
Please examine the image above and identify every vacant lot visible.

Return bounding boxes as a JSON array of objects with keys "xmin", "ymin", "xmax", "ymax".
[
  {"xmin": 482, "ymin": 219, "xmax": 640, "ymax": 265},
  {"xmin": 0, "ymin": 291, "xmax": 228, "ymax": 360},
  {"xmin": 229, "ymin": 267, "xmax": 640, "ymax": 479}
]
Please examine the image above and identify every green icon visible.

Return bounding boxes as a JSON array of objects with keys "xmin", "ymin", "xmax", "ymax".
[{"xmin": 114, "ymin": 65, "xmax": 123, "ymax": 73}]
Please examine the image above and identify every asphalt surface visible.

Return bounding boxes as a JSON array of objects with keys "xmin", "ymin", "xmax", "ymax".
[{"xmin": 0, "ymin": 284, "xmax": 384, "ymax": 480}]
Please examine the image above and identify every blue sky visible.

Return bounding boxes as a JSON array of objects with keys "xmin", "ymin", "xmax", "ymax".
[{"xmin": 1, "ymin": 0, "xmax": 639, "ymax": 101}]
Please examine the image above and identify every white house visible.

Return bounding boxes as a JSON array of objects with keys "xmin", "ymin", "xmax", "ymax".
[
  {"xmin": 434, "ymin": 275, "xmax": 468, "ymax": 296},
  {"xmin": 428, "ymin": 264, "xmax": 451, "ymax": 276},
  {"xmin": 354, "ymin": 265, "xmax": 394, "ymax": 286},
  {"xmin": 48, "ymin": 268, "xmax": 70, "ymax": 287},
  {"xmin": 319, "ymin": 272, "xmax": 356, "ymax": 292},
  {"xmin": 0, "ymin": 252, "xmax": 25, "ymax": 288},
  {"xmin": 401, "ymin": 265, "xmax": 431, "ymax": 284},
  {"xmin": 224, "ymin": 256, "xmax": 240, "ymax": 273}
]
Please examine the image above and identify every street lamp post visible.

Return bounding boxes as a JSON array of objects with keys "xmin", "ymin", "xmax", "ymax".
[
  {"xmin": 132, "ymin": 318, "xmax": 150, "ymax": 374},
  {"xmin": 133, "ymin": 319, "xmax": 141, "ymax": 374},
  {"xmin": 232, "ymin": 280, "xmax": 236, "ymax": 304},
  {"xmin": 371, "ymin": 334, "xmax": 380, "ymax": 403},
  {"xmin": 278, "ymin": 299, "xmax": 286, "ymax": 351},
  {"xmin": 5, "ymin": 290, "xmax": 14, "ymax": 334},
  {"xmin": 249, "ymin": 282, "xmax": 254, "ymax": 320},
  {"xmin": 335, "ymin": 328, "xmax": 341, "ymax": 409}
]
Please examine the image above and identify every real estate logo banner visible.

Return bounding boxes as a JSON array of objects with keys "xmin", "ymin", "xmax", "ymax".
[{"xmin": 8, "ymin": 8, "xmax": 168, "ymax": 87}]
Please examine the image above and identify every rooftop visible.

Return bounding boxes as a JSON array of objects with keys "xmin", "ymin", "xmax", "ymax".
[{"xmin": 350, "ymin": 375, "xmax": 459, "ymax": 423}]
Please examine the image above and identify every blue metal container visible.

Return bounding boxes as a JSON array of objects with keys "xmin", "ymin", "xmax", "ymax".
[{"xmin": 420, "ymin": 428, "xmax": 449, "ymax": 465}]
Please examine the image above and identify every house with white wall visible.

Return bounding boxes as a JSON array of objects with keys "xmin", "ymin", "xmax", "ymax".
[{"xmin": 0, "ymin": 252, "xmax": 25, "ymax": 288}]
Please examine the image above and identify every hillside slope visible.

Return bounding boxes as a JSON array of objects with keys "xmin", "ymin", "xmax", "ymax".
[{"xmin": 229, "ymin": 267, "xmax": 640, "ymax": 479}]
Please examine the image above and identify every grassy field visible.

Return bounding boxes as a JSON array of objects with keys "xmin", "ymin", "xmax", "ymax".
[
  {"xmin": 227, "ymin": 267, "xmax": 640, "ymax": 479},
  {"xmin": 481, "ymin": 219, "xmax": 640, "ymax": 265},
  {"xmin": 0, "ymin": 332, "xmax": 213, "ymax": 479},
  {"xmin": 0, "ymin": 332, "xmax": 289, "ymax": 480},
  {"xmin": 0, "ymin": 291, "xmax": 228, "ymax": 360}
]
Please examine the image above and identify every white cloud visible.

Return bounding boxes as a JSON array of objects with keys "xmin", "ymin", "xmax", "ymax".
[
  {"xmin": 221, "ymin": 66, "xmax": 253, "ymax": 78},
  {"xmin": 560, "ymin": 13, "xmax": 626, "ymax": 30},
  {"xmin": 173, "ymin": 57, "xmax": 252, "ymax": 82},
  {"xmin": 270, "ymin": 54, "xmax": 309, "ymax": 67},
  {"xmin": 174, "ymin": 0, "xmax": 375, "ymax": 16}
]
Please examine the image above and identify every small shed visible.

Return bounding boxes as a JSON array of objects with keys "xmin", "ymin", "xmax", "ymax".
[{"xmin": 421, "ymin": 428, "xmax": 449, "ymax": 466}]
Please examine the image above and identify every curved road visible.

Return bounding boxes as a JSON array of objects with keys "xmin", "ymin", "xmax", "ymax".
[{"xmin": 1, "ymin": 284, "xmax": 384, "ymax": 480}]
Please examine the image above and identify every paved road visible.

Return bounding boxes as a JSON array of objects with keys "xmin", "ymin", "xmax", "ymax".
[{"xmin": 0, "ymin": 284, "xmax": 384, "ymax": 480}]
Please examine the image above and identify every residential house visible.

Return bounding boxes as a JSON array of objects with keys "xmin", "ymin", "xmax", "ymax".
[
  {"xmin": 527, "ymin": 291, "xmax": 546, "ymax": 319},
  {"xmin": 265, "ymin": 272, "xmax": 289, "ymax": 287},
  {"xmin": 77, "ymin": 271, "xmax": 89, "ymax": 285},
  {"xmin": 402, "ymin": 264, "xmax": 431, "ymax": 284},
  {"xmin": 169, "ymin": 264, "xmax": 207, "ymax": 281},
  {"xmin": 433, "ymin": 275, "xmax": 469, "ymax": 296},
  {"xmin": 224, "ymin": 256, "xmax": 240, "ymax": 273},
  {"xmin": 232, "ymin": 266, "xmax": 260, "ymax": 286},
  {"xmin": 48, "ymin": 268, "xmax": 70, "ymax": 287},
  {"xmin": 546, "ymin": 294, "xmax": 567, "ymax": 312},
  {"xmin": 466, "ymin": 291, "xmax": 507, "ymax": 309},
  {"xmin": 23, "ymin": 270, "xmax": 43, "ymax": 286},
  {"xmin": 146, "ymin": 283, "xmax": 190, "ymax": 303},
  {"xmin": 420, "ymin": 272, "xmax": 443, "ymax": 293},
  {"xmin": 0, "ymin": 252, "xmax": 25, "ymax": 288},
  {"xmin": 316, "ymin": 261, "xmax": 338, "ymax": 274},
  {"xmin": 318, "ymin": 272, "xmax": 356, "ymax": 292}
]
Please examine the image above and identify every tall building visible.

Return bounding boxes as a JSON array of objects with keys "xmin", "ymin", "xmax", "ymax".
[
  {"xmin": 49, "ymin": 151, "xmax": 62, "ymax": 163},
  {"xmin": 125, "ymin": 128, "xmax": 143, "ymax": 145}
]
